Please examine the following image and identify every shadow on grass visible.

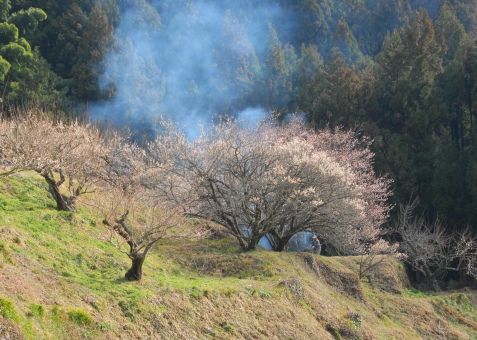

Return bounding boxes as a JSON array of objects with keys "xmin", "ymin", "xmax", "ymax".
[{"xmin": 113, "ymin": 276, "xmax": 130, "ymax": 284}]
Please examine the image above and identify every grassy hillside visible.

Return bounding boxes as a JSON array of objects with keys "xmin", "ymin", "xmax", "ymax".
[{"xmin": 1, "ymin": 172, "xmax": 477, "ymax": 339}]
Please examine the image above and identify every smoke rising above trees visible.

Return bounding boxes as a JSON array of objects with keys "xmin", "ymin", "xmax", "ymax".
[
  {"xmin": 87, "ymin": 0, "xmax": 474, "ymax": 141},
  {"xmin": 90, "ymin": 0, "xmax": 454, "ymax": 137},
  {"xmin": 91, "ymin": 0, "xmax": 287, "ymax": 139}
]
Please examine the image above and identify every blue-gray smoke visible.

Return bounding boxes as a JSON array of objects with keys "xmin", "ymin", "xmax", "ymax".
[
  {"xmin": 90, "ymin": 0, "xmax": 445, "ymax": 139},
  {"xmin": 91, "ymin": 0, "xmax": 287, "ymax": 139}
]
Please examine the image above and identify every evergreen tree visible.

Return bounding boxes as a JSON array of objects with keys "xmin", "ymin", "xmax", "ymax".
[
  {"xmin": 295, "ymin": 43, "xmax": 324, "ymax": 116},
  {"xmin": 373, "ymin": 9, "xmax": 443, "ymax": 212},
  {"xmin": 0, "ymin": 0, "xmax": 48, "ymax": 108},
  {"xmin": 357, "ymin": 0, "xmax": 412, "ymax": 56},
  {"xmin": 448, "ymin": 0, "xmax": 477, "ymax": 34},
  {"xmin": 304, "ymin": 48, "xmax": 362, "ymax": 128},
  {"xmin": 258, "ymin": 24, "xmax": 297, "ymax": 112},
  {"xmin": 30, "ymin": 0, "xmax": 117, "ymax": 104},
  {"xmin": 434, "ymin": 3, "xmax": 467, "ymax": 65},
  {"xmin": 331, "ymin": 18, "xmax": 363, "ymax": 63},
  {"xmin": 214, "ymin": 9, "xmax": 259, "ymax": 111},
  {"xmin": 71, "ymin": 2, "xmax": 113, "ymax": 100},
  {"xmin": 282, "ymin": 0, "xmax": 333, "ymax": 47}
]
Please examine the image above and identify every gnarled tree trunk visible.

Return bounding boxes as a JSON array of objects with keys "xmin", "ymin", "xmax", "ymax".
[
  {"xmin": 245, "ymin": 232, "xmax": 263, "ymax": 251},
  {"xmin": 43, "ymin": 174, "xmax": 74, "ymax": 211},
  {"xmin": 125, "ymin": 253, "xmax": 146, "ymax": 281},
  {"xmin": 272, "ymin": 235, "xmax": 293, "ymax": 252}
]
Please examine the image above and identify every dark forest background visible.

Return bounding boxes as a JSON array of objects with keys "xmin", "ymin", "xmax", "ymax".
[{"xmin": 3, "ymin": 0, "xmax": 477, "ymax": 233}]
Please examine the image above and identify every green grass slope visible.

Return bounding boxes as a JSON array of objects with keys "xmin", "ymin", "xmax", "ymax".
[{"xmin": 1, "ymin": 172, "xmax": 477, "ymax": 339}]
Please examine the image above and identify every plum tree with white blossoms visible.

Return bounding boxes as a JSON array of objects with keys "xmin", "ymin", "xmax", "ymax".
[
  {"xmin": 0, "ymin": 112, "xmax": 200, "ymax": 281},
  {"xmin": 150, "ymin": 115, "xmax": 393, "ymax": 254},
  {"xmin": 0, "ymin": 110, "xmax": 106, "ymax": 211},
  {"xmin": 86, "ymin": 133, "xmax": 202, "ymax": 281}
]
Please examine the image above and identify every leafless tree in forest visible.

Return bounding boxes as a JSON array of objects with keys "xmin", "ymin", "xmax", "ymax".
[{"xmin": 392, "ymin": 197, "xmax": 477, "ymax": 291}]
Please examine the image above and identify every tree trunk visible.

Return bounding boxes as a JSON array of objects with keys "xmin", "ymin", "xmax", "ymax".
[
  {"xmin": 422, "ymin": 264, "xmax": 440, "ymax": 292},
  {"xmin": 245, "ymin": 236, "xmax": 261, "ymax": 251},
  {"xmin": 245, "ymin": 242, "xmax": 257, "ymax": 251},
  {"xmin": 428, "ymin": 278, "xmax": 440, "ymax": 292},
  {"xmin": 273, "ymin": 235, "xmax": 293, "ymax": 252},
  {"xmin": 125, "ymin": 253, "xmax": 146, "ymax": 281},
  {"xmin": 414, "ymin": 262, "xmax": 440, "ymax": 292},
  {"xmin": 43, "ymin": 175, "xmax": 73, "ymax": 211}
]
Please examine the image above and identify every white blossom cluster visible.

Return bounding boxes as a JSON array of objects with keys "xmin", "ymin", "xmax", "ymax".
[{"xmin": 149, "ymin": 115, "xmax": 393, "ymax": 253}]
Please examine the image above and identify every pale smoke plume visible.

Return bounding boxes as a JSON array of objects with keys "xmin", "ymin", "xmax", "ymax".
[
  {"xmin": 89, "ymin": 0, "xmax": 445, "ymax": 140},
  {"xmin": 91, "ymin": 0, "xmax": 286, "ymax": 140}
]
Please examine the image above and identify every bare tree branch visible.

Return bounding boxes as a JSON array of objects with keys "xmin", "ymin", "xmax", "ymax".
[{"xmin": 392, "ymin": 197, "xmax": 477, "ymax": 291}]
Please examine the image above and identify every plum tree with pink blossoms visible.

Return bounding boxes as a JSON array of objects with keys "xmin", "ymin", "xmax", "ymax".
[
  {"xmin": 267, "ymin": 117, "xmax": 393, "ymax": 254},
  {"xmin": 151, "ymin": 116, "xmax": 393, "ymax": 254}
]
